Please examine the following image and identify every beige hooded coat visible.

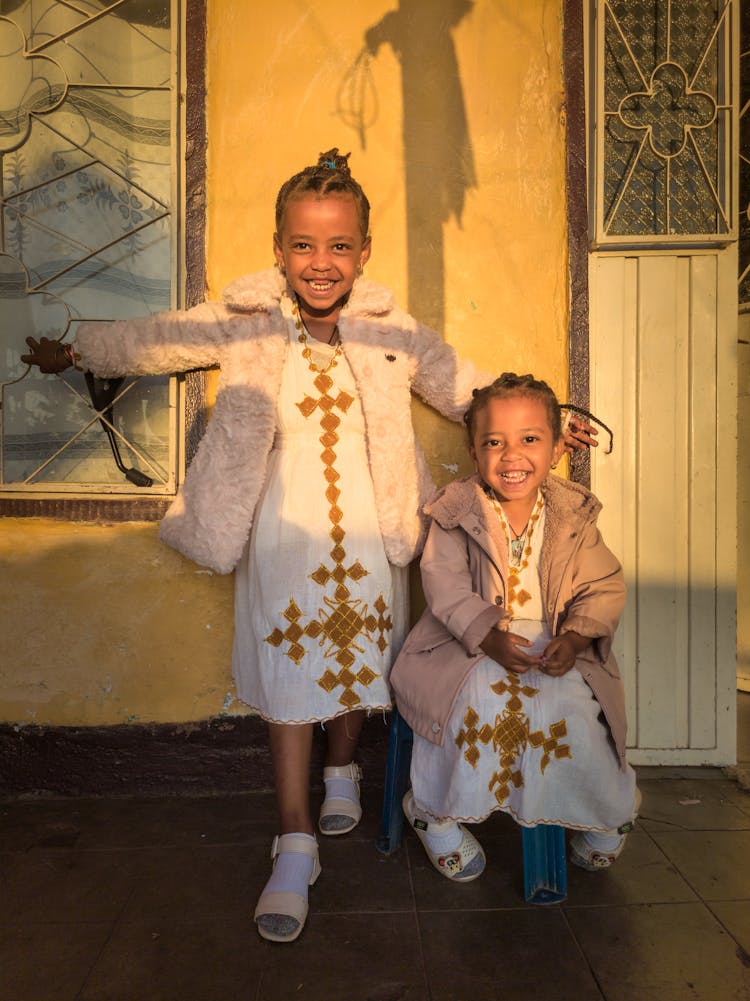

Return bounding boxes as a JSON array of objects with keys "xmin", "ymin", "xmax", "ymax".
[
  {"xmin": 75, "ymin": 269, "xmax": 489, "ymax": 574},
  {"xmin": 389, "ymin": 474, "xmax": 629, "ymax": 769}
]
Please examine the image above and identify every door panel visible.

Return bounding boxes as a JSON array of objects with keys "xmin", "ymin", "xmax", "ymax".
[{"xmin": 589, "ymin": 250, "xmax": 736, "ymax": 764}]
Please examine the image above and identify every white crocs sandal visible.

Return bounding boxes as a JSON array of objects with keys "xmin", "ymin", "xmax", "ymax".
[
  {"xmin": 254, "ymin": 833, "xmax": 321, "ymax": 943},
  {"xmin": 569, "ymin": 832, "xmax": 625, "ymax": 871},
  {"xmin": 570, "ymin": 786, "xmax": 641, "ymax": 872},
  {"xmin": 403, "ymin": 790, "xmax": 485, "ymax": 882},
  {"xmin": 319, "ymin": 762, "xmax": 362, "ymax": 836}
]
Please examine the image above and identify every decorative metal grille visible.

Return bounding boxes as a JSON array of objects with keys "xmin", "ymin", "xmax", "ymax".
[
  {"xmin": 593, "ymin": 0, "xmax": 735, "ymax": 246},
  {"xmin": 739, "ymin": 0, "xmax": 750, "ymax": 306},
  {"xmin": 0, "ymin": 0, "xmax": 180, "ymax": 493}
]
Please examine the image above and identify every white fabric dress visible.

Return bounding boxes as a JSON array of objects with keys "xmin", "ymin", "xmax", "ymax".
[
  {"xmin": 232, "ymin": 297, "xmax": 406, "ymax": 723},
  {"xmin": 411, "ymin": 499, "xmax": 637, "ymax": 833}
]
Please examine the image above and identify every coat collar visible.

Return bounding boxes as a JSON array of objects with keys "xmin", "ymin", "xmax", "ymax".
[
  {"xmin": 424, "ymin": 473, "xmax": 602, "ymax": 537},
  {"xmin": 424, "ymin": 476, "xmax": 507, "ymax": 575},
  {"xmin": 221, "ymin": 268, "xmax": 397, "ymax": 317},
  {"xmin": 425, "ymin": 474, "xmax": 604, "ymax": 603}
]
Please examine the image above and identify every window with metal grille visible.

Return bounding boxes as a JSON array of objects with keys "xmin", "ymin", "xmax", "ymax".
[
  {"xmin": 0, "ymin": 0, "xmax": 184, "ymax": 502},
  {"xmin": 592, "ymin": 0, "xmax": 735, "ymax": 248}
]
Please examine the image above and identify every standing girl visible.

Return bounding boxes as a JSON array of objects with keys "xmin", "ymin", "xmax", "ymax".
[
  {"xmin": 22, "ymin": 149, "xmax": 504, "ymax": 942},
  {"xmin": 390, "ymin": 373, "xmax": 638, "ymax": 881}
]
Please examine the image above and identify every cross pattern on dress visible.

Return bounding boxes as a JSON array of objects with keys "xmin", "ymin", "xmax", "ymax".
[
  {"xmin": 454, "ymin": 670, "xmax": 572, "ymax": 807},
  {"xmin": 264, "ymin": 366, "xmax": 392, "ymax": 709}
]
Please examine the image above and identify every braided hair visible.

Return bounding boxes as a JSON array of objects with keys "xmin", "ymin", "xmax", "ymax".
[
  {"xmin": 463, "ymin": 372, "xmax": 563, "ymax": 442},
  {"xmin": 275, "ymin": 148, "xmax": 371, "ymax": 238}
]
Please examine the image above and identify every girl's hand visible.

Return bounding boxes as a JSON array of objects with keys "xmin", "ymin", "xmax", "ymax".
[
  {"xmin": 539, "ymin": 631, "xmax": 590, "ymax": 676},
  {"xmin": 563, "ymin": 416, "xmax": 598, "ymax": 453},
  {"xmin": 480, "ymin": 627, "xmax": 542, "ymax": 674},
  {"xmin": 20, "ymin": 336, "xmax": 72, "ymax": 374}
]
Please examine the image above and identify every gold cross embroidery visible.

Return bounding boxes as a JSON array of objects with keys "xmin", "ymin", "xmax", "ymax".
[
  {"xmin": 264, "ymin": 363, "xmax": 392, "ymax": 708},
  {"xmin": 455, "ymin": 669, "xmax": 572, "ymax": 805}
]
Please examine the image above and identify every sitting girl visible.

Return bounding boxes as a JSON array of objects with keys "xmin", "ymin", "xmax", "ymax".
[{"xmin": 390, "ymin": 372, "xmax": 639, "ymax": 880}]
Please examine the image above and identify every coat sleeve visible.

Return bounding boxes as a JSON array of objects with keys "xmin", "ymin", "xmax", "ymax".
[
  {"xmin": 75, "ymin": 302, "xmax": 269, "ymax": 377},
  {"xmin": 420, "ymin": 520, "xmax": 508, "ymax": 654},
  {"xmin": 558, "ymin": 521, "xmax": 626, "ymax": 663},
  {"xmin": 407, "ymin": 320, "xmax": 493, "ymax": 423}
]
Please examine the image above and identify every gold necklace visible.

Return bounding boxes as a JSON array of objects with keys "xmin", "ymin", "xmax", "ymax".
[
  {"xmin": 291, "ymin": 298, "xmax": 342, "ymax": 376},
  {"xmin": 490, "ymin": 492, "xmax": 544, "ymax": 612}
]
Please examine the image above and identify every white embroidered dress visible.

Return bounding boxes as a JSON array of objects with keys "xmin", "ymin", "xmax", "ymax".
[
  {"xmin": 411, "ymin": 496, "xmax": 637, "ymax": 833},
  {"xmin": 232, "ymin": 296, "xmax": 404, "ymax": 723}
]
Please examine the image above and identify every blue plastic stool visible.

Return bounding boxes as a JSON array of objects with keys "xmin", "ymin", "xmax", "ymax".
[
  {"xmin": 521, "ymin": 823, "xmax": 567, "ymax": 904},
  {"xmin": 378, "ymin": 708, "xmax": 568, "ymax": 904},
  {"xmin": 376, "ymin": 705, "xmax": 413, "ymax": 855}
]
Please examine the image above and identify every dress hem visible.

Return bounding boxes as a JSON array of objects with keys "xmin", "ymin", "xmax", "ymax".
[
  {"xmin": 416, "ymin": 798, "xmax": 633, "ymax": 835},
  {"xmin": 235, "ymin": 700, "xmax": 392, "ymax": 726}
]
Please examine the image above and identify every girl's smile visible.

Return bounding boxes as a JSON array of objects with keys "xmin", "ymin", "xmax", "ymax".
[
  {"xmin": 470, "ymin": 395, "xmax": 565, "ymax": 524},
  {"xmin": 273, "ymin": 193, "xmax": 371, "ymax": 333}
]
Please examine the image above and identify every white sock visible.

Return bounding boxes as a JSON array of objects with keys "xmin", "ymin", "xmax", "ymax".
[
  {"xmin": 263, "ymin": 833, "xmax": 317, "ymax": 897},
  {"xmin": 257, "ymin": 833, "xmax": 317, "ymax": 938},
  {"xmin": 581, "ymin": 828, "xmax": 623, "ymax": 852},
  {"xmin": 415, "ymin": 812, "xmax": 464, "ymax": 856},
  {"xmin": 323, "ymin": 775, "xmax": 358, "ymax": 804}
]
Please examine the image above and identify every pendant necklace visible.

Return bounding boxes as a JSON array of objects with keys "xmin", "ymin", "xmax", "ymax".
[
  {"xmin": 291, "ymin": 298, "xmax": 342, "ymax": 376},
  {"xmin": 510, "ymin": 531, "xmax": 526, "ymax": 566},
  {"xmin": 489, "ymin": 491, "xmax": 544, "ymax": 614},
  {"xmin": 493, "ymin": 494, "xmax": 543, "ymax": 569}
]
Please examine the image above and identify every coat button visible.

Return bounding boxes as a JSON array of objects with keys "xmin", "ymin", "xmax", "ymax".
[
  {"xmin": 472, "ymin": 527, "xmax": 480, "ymax": 535},
  {"xmin": 495, "ymin": 596, "xmax": 503, "ymax": 605},
  {"xmin": 431, "ymin": 722, "xmax": 441, "ymax": 733}
]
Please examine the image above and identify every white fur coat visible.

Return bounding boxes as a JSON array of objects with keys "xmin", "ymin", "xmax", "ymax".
[{"xmin": 76, "ymin": 269, "xmax": 490, "ymax": 573}]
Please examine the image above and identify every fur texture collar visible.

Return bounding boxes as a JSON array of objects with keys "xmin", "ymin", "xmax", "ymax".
[{"xmin": 425, "ymin": 473, "xmax": 602, "ymax": 535}]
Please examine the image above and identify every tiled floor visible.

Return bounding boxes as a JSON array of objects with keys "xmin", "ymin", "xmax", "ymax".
[{"xmin": 2, "ymin": 695, "xmax": 750, "ymax": 1001}]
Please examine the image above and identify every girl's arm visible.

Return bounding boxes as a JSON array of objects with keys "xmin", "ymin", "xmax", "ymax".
[
  {"xmin": 557, "ymin": 522, "xmax": 626, "ymax": 662},
  {"xmin": 406, "ymin": 319, "xmax": 595, "ymax": 451},
  {"xmin": 22, "ymin": 301, "xmax": 265, "ymax": 378},
  {"xmin": 420, "ymin": 519, "xmax": 509, "ymax": 654},
  {"xmin": 421, "ymin": 520, "xmax": 543, "ymax": 672},
  {"xmin": 407, "ymin": 320, "xmax": 491, "ymax": 423},
  {"xmin": 74, "ymin": 301, "xmax": 248, "ymax": 376}
]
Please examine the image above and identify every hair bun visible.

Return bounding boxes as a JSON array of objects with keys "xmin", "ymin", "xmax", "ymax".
[{"xmin": 317, "ymin": 148, "xmax": 351, "ymax": 174}]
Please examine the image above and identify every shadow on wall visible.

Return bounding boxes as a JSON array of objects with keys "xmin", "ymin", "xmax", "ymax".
[{"xmin": 340, "ymin": 0, "xmax": 476, "ymax": 332}]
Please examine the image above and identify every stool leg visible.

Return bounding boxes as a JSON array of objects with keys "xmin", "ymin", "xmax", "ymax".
[
  {"xmin": 376, "ymin": 707, "xmax": 414, "ymax": 854},
  {"xmin": 522, "ymin": 824, "xmax": 567, "ymax": 904}
]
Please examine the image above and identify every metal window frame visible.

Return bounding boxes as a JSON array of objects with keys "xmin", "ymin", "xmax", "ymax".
[
  {"xmin": 0, "ymin": 0, "xmax": 207, "ymax": 522},
  {"xmin": 591, "ymin": 0, "xmax": 738, "ymax": 251}
]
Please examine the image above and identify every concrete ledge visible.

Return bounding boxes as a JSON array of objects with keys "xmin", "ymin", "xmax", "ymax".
[{"xmin": 0, "ymin": 714, "xmax": 392, "ymax": 799}]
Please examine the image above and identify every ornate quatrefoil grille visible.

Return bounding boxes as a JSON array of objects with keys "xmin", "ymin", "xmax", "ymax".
[{"xmin": 593, "ymin": 0, "xmax": 734, "ymax": 247}]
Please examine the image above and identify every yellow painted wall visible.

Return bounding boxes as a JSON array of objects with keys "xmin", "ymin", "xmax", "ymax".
[
  {"xmin": 1, "ymin": 0, "xmax": 569, "ymax": 726},
  {"xmin": 206, "ymin": 0, "xmax": 570, "ymax": 483},
  {"xmin": 0, "ymin": 520, "xmax": 235, "ymax": 726}
]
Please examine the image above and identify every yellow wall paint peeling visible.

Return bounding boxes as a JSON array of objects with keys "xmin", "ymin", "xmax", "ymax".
[{"xmin": 2, "ymin": 1, "xmax": 570, "ymax": 726}]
